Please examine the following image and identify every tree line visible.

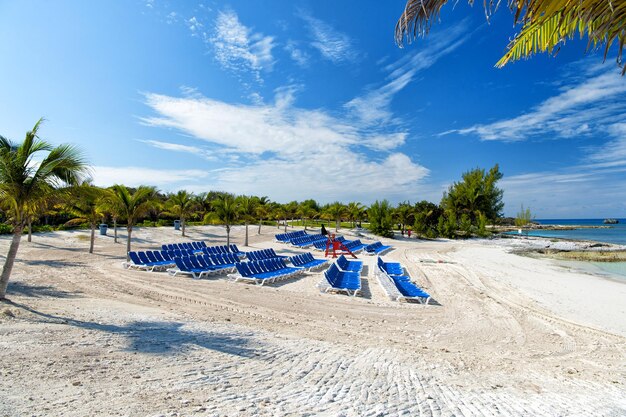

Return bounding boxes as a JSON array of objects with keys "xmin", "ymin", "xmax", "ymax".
[{"xmin": 0, "ymin": 120, "xmax": 505, "ymax": 299}]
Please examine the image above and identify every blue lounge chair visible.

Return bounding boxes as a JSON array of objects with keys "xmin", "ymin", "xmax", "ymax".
[
  {"xmin": 336, "ymin": 254, "xmax": 363, "ymax": 273},
  {"xmin": 322, "ymin": 263, "xmax": 361, "ymax": 296}
]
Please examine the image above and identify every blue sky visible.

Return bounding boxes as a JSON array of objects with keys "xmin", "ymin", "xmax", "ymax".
[{"xmin": 1, "ymin": 1, "xmax": 625, "ymax": 218}]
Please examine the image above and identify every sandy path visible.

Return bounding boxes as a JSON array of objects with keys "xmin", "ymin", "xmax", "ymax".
[{"xmin": 0, "ymin": 226, "xmax": 625, "ymax": 416}]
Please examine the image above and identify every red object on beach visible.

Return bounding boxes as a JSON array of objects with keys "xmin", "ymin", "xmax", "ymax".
[{"xmin": 324, "ymin": 234, "xmax": 358, "ymax": 259}]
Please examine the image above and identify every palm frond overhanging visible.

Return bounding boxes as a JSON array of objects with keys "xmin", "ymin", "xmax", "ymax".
[{"xmin": 395, "ymin": 0, "xmax": 626, "ymax": 74}]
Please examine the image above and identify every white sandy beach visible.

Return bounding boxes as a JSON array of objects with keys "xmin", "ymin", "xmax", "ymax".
[{"xmin": 0, "ymin": 225, "xmax": 625, "ymax": 416}]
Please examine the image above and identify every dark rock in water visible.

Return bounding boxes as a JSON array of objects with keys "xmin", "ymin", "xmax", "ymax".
[{"xmin": 603, "ymin": 218, "xmax": 619, "ymax": 224}]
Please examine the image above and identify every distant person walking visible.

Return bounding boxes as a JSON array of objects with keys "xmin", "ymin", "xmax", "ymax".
[{"xmin": 407, "ymin": 228, "xmax": 412, "ymax": 238}]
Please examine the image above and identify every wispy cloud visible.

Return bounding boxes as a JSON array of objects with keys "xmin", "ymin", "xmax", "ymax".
[
  {"xmin": 345, "ymin": 22, "xmax": 468, "ymax": 127},
  {"xmin": 210, "ymin": 9, "xmax": 275, "ymax": 81},
  {"xmin": 140, "ymin": 89, "xmax": 429, "ymax": 202},
  {"xmin": 92, "ymin": 166, "xmax": 210, "ymax": 189},
  {"xmin": 285, "ymin": 40, "xmax": 310, "ymax": 67},
  {"xmin": 299, "ymin": 11, "xmax": 357, "ymax": 64},
  {"xmin": 138, "ymin": 139, "xmax": 217, "ymax": 161},
  {"xmin": 450, "ymin": 65, "xmax": 626, "ymax": 142}
]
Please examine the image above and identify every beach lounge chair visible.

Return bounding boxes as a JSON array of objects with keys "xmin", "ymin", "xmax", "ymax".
[
  {"xmin": 336, "ymin": 254, "xmax": 363, "ymax": 273},
  {"xmin": 167, "ymin": 257, "xmax": 211, "ymax": 279},
  {"xmin": 364, "ymin": 241, "xmax": 393, "ymax": 255},
  {"xmin": 289, "ymin": 252, "xmax": 328, "ymax": 272},
  {"xmin": 322, "ymin": 263, "xmax": 361, "ymax": 296},
  {"xmin": 377, "ymin": 257, "xmax": 404, "ymax": 276}
]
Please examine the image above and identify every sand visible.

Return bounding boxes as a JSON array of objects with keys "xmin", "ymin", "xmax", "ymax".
[{"xmin": 0, "ymin": 225, "xmax": 625, "ymax": 416}]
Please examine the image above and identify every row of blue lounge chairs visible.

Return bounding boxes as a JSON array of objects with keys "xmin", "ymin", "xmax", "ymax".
[
  {"xmin": 246, "ymin": 248, "xmax": 286, "ymax": 261},
  {"xmin": 275, "ymin": 230, "xmax": 307, "ymax": 242},
  {"xmin": 228, "ymin": 251, "xmax": 329, "ymax": 285},
  {"xmin": 376, "ymin": 257, "xmax": 431, "ymax": 304},
  {"xmin": 123, "ymin": 250, "xmax": 175, "ymax": 272},
  {"xmin": 161, "ymin": 241, "xmax": 207, "ymax": 251},
  {"xmin": 288, "ymin": 252, "xmax": 328, "ymax": 271},
  {"xmin": 321, "ymin": 255, "xmax": 364, "ymax": 296},
  {"xmin": 289, "ymin": 234, "xmax": 327, "ymax": 247},
  {"xmin": 168, "ymin": 254, "xmax": 239, "ymax": 279},
  {"xmin": 364, "ymin": 241, "xmax": 393, "ymax": 255},
  {"xmin": 232, "ymin": 258, "xmax": 304, "ymax": 285}
]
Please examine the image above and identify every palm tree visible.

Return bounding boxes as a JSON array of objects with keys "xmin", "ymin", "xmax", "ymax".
[
  {"xmin": 237, "ymin": 195, "xmax": 257, "ymax": 246},
  {"xmin": 213, "ymin": 193, "xmax": 238, "ymax": 247},
  {"xmin": 166, "ymin": 190, "xmax": 196, "ymax": 237},
  {"xmin": 110, "ymin": 185, "xmax": 157, "ymax": 260},
  {"xmin": 325, "ymin": 202, "xmax": 346, "ymax": 232},
  {"xmin": 395, "ymin": 0, "xmax": 626, "ymax": 74},
  {"xmin": 0, "ymin": 119, "xmax": 88, "ymax": 299},
  {"xmin": 65, "ymin": 182, "xmax": 105, "ymax": 253},
  {"xmin": 346, "ymin": 202, "xmax": 365, "ymax": 228},
  {"xmin": 255, "ymin": 196, "xmax": 270, "ymax": 234},
  {"xmin": 99, "ymin": 187, "xmax": 123, "ymax": 243}
]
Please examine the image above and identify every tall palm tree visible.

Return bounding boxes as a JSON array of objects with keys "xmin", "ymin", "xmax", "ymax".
[
  {"xmin": 237, "ymin": 195, "xmax": 257, "ymax": 246},
  {"xmin": 325, "ymin": 202, "xmax": 346, "ymax": 232},
  {"xmin": 110, "ymin": 185, "xmax": 157, "ymax": 260},
  {"xmin": 256, "ymin": 196, "xmax": 270, "ymax": 234},
  {"xmin": 346, "ymin": 202, "xmax": 365, "ymax": 228},
  {"xmin": 166, "ymin": 190, "xmax": 196, "ymax": 237},
  {"xmin": 212, "ymin": 193, "xmax": 238, "ymax": 247},
  {"xmin": 395, "ymin": 0, "xmax": 626, "ymax": 74},
  {"xmin": 0, "ymin": 119, "xmax": 88, "ymax": 299},
  {"xmin": 65, "ymin": 182, "xmax": 105, "ymax": 254}
]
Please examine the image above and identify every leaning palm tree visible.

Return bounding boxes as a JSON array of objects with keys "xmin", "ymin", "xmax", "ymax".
[
  {"xmin": 110, "ymin": 185, "xmax": 157, "ymax": 260},
  {"xmin": 396, "ymin": 0, "xmax": 626, "ymax": 74},
  {"xmin": 166, "ymin": 190, "xmax": 196, "ymax": 237},
  {"xmin": 0, "ymin": 119, "xmax": 88, "ymax": 299},
  {"xmin": 65, "ymin": 182, "xmax": 105, "ymax": 254},
  {"xmin": 212, "ymin": 193, "xmax": 238, "ymax": 247}
]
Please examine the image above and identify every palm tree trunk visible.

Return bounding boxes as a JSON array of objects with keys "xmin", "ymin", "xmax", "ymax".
[
  {"xmin": 335, "ymin": 219, "xmax": 340, "ymax": 232},
  {"xmin": 89, "ymin": 222, "xmax": 95, "ymax": 254},
  {"xmin": 226, "ymin": 224, "xmax": 231, "ymax": 247},
  {"xmin": 113, "ymin": 218, "xmax": 118, "ymax": 243},
  {"xmin": 244, "ymin": 222, "xmax": 249, "ymax": 246},
  {"xmin": 27, "ymin": 219, "xmax": 32, "ymax": 242},
  {"xmin": 126, "ymin": 226, "xmax": 132, "ymax": 261},
  {"xmin": 0, "ymin": 226, "xmax": 23, "ymax": 299},
  {"xmin": 181, "ymin": 217, "xmax": 186, "ymax": 237},
  {"xmin": 258, "ymin": 218, "xmax": 262, "ymax": 234},
  {"xmin": 284, "ymin": 217, "xmax": 287, "ymax": 233}
]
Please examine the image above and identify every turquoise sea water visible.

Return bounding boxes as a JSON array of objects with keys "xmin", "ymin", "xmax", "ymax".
[
  {"xmin": 513, "ymin": 218, "xmax": 626, "ymax": 245},
  {"xmin": 509, "ymin": 219, "xmax": 626, "ymax": 279}
]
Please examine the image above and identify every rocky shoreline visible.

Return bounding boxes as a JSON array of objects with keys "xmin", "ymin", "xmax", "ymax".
[{"xmin": 498, "ymin": 235, "xmax": 626, "ymax": 262}]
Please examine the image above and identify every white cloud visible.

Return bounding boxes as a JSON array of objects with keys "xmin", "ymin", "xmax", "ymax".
[
  {"xmin": 140, "ymin": 89, "xmax": 430, "ymax": 203},
  {"xmin": 138, "ymin": 139, "xmax": 217, "ymax": 161},
  {"xmin": 299, "ymin": 12, "xmax": 357, "ymax": 64},
  {"xmin": 91, "ymin": 166, "xmax": 210, "ymax": 189},
  {"xmin": 285, "ymin": 40, "xmax": 309, "ymax": 67},
  {"xmin": 345, "ymin": 22, "xmax": 468, "ymax": 127},
  {"xmin": 210, "ymin": 9, "xmax": 275, "ymax": 81},
  {"xmin": 453, "ymin": 66, "xmax": 626, "ymax": 142}
]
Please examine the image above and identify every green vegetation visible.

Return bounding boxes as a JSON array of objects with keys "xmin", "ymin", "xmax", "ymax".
[
  {"xmin": 0, "ymin": 119, "xmax": 89, "ymax": 299},
  {"xmin": 515, "ymin": 204, "xmax": 534, "ymax": 228},
  {"xmin": 368, "ymin": 200, "xmax": 395, "ymax": 238},
  {"xmin": 395, "ymin": 0, "xmax": 626, "ymax": 74}
]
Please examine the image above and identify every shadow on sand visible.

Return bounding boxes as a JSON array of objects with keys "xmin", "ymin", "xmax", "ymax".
[
  {"xmin": 7, "ymin": 282, "xmax": 83, "ymax": 299},
  {"xmin": 4, "ymin": 300, "xmax": 262, "ymax": 358}
]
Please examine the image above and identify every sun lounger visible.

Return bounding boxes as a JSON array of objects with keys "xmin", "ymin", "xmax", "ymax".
[
  {"xmin": 289, "ymin": 252, "xmax": 328, "ymax": 271},
  {"xmin": 336, "ymin": 254, "xmax": 363, "ymax": 273},
  {"xmin": 321, "ymin": 263, "xmax": 361, "ymax": 296},
  {"xmin": 365, "ymin": 241, "xmax": 393, "ymax": 255},
  {"xmin": 375, "ymin": 257, "xmax": 430, "ymax": 304},
  {"xmin": 229, "ymin": 258, "xmax": 303, "ymax": 285}
]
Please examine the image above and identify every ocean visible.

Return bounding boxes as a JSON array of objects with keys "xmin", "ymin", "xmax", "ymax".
[
  {"xmin": 512, "ymin": 218, "xmax": 626, "ymax": 279},
  {"xmin": 519, "ymin": 218, "xmax": 626, "ymax": 246}
]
